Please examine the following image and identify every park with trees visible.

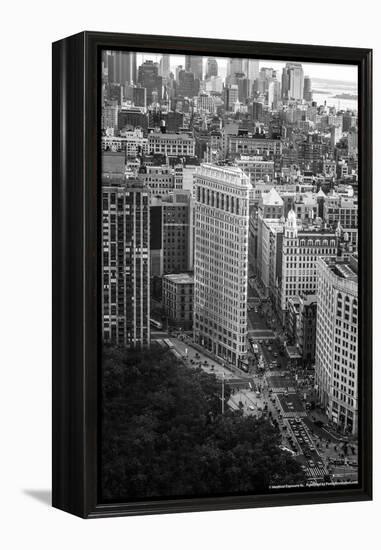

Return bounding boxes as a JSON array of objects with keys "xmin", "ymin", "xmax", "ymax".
[{"xmin": 101, "ymin": 345, "xmax": 306, "ymax": 501}]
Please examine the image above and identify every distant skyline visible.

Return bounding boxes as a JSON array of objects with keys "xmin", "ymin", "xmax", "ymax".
[{"xmin": 137, "ymin": 53, "xmax": 357, "ymax": 86}]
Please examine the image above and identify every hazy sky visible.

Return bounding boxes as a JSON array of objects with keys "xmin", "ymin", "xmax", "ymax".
[{"xmin": 137, "ymin": 53, "xmax": 357, "ymax": 87}]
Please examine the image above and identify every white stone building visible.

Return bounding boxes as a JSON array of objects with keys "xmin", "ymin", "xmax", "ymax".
[
  {"xmin": 315, "ymin": 256, "xmax": 358, "ymax": 435},
  {"xmin": 193, "ymin": 164, "xmax": 251, "ymax": 367}
]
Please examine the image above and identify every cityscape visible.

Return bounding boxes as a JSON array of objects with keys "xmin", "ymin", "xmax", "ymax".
[{"xmin": 101, "ymin": 50, "xmax": 359, "ymax": 500}]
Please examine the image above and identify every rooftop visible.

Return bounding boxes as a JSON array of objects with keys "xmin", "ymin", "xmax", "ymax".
[
  {"xmin": 163, "ymin": 273, "xmax": 194, "ymax": 285},
  {"xmin": 320, "ymin": 256, "xmax": 358, "ymax": 282},
  {"xmin": 262, "ymin": 187, "xmax": 284, "ymax": 206},
  {"xmin": 148, "ymin": 132, "xmax": 194, "ymax": 140}
]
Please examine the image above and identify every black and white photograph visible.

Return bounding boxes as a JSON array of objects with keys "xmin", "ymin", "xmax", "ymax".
[
  {"xmin": 2, "ymin": 0, "xmax": 378, "ymax": 543},
  {"xmin": 100, "ymin": 49, "xmax": 361, "ymax": 502}
]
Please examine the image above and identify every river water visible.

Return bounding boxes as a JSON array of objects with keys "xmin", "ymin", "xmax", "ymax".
[{"xmin": 311, "ymin": 78, "xmax": 357, "ymax": 112}]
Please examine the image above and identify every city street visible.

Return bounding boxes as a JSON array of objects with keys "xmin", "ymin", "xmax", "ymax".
[
  {"xmin": 152, "ymin": 293, "xmax": 359, "ymax": 485},
  {"xmin": 165, "ymin": 335, "xmax": 237, "ymax": 380}
]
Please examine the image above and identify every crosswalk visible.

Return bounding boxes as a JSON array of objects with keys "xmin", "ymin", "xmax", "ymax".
[
  {"xmin": 305, "ymin": 466, "xmax": 328, "ymax": 479},
  {"xmin": 282, "ymin": 411, "xmax": 307, "ymax": 418}
]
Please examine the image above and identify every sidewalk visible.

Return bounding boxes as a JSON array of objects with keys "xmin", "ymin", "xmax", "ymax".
[{"xmin": 169, "ymin": 337, "xmax": 237, "ymax": 380}]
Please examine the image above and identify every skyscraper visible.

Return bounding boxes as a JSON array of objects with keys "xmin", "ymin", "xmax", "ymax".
[
  {"xmin": 159, "ymin": 54, "xmax": 171, "ymax": 80},
  {"xmin": 243, "ymin": 58, "xmax": 260, "ymax": 81},
  {"xmin": 193, "ymin": 164, "xmax": 251, "ymax": 367},
  {"xmin": 150, "ymin": 191, "xmax": 193, "ymax": 276},
  {"xmin": 138, "ymin": 60, "xmax": 163, "ymax": 104},
  {"xmin": 315, "ymin": 256, "xmax": 358, "ymax": 434},
  {"xmin": 178, "ymin": 69, "xmax": 199, "ymax": 98},
  {"xmin": 102, "ymin": 177, "xmax": 150, "ymax": 348},
  {"xmin": 303, "ymin": 75, "xmax": 312, "ymax": 101},
  {"xmin": 109, "ymin": 50, "xmax": 137, "ymax": 85},
  {"xmin": 228, "ymin": 58, "xmax": 244, "ymax": 76},
  {"xmin": 206, "ymin": 57, "xmax": 218, "ymax": 79},
  {"xmin": 185, "ymin": 55, "xmax": 203, "ymax": 81},
  {"xmin": 281, "ymin": 63, "xmax": 304, "ymax": 101},
  {"xmin": 225, "ymin": 84, "xmax": 239, "ymax": 110}
]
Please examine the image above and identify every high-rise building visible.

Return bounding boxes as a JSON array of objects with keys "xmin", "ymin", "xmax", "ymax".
[
  {"xmin": 228, "ymin": 58, "xmax": 244, "ymax": 77},
  {"xmin": 101, "ymin": 176, "xmax": 150, "ymax": 348},
  {"xmin": 225, "ymin": 85, "xmax": 239, "ymax": 110},
  {"xmin": 258, "ymin": 217, "xmax": 284, "ymax": 299},
  {"xmin": 243, "ymin": 58, "xmax": 260, "ymax": 81},
  {"xmin": 287, "ymin": 294, "xmax": 317, "ymax": 364},
  {"xmin": 298, "ymin": 133, "xmax": 332, "ymax": 174},
  {"xmin": 107, "ymin": 50, "xmax": 137, "ymax": 85},
  {"xmin": 150, "ymin": 191, "xmax": 194, "ymax": 276},
  {"xmin": 282, "ymin": 63, "xmax": 304, "ymax": 101},
  {"xmin": 101, "ymin": 103, "xmax": 119, "ymax": 131},
  {"xmin": 193, "ymin": 164, "xmax": 251, "ymax": 367},
  {"xmin": 206, "ymin": 57, "xmax": 218, "ymax": 79},
  {"xmin": 131, "ymin": 85, "xmax": 147, "ymax": 108},
  {"xmin": 315, "ymin": 256, "xmax": 358, "ymax": 435},
  {"xmin": 278, "ymin": 210, "xmax": 338, "ymax": 318},
  {"xmin": 159, "ymin": 54, "xmax": 171, "ymax": 80},
  {"xmin": 237, "ymin": 76, "xmax": 251, "ymax": 103},
  {"xmin": 185, "ymin": 55, "xmax": 203, "ymax": 81},
  {"xmin": 342, "ymin": 111, "xmax": 357, "ymax": 132},
  {"xmin": 267, "ymin": 79, "xmax": 281, "ymax": 109},
  {"xmin": 347, "ymin": 127, "xmax": 358, "ymax": 156},
  {"xmin": 177, "ymin": 69, "xmax": 199, "ymax": 98},
  {"xmin": 256, "ymin": 188, "xmax": 284, "ymax": 284},
  {"xmin": 138, "ymin": 60, "xmax": 163, "ymax": 104},
  {"xmin": 303, "ymin": 76, "xmax": 312, "ymax": 101},
  {"xmin": 196, "ymin": 92, "xmax": 216, "ymax": 114}
]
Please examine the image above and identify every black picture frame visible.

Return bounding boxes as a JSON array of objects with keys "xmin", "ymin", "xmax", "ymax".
[{"xmin": 52, "ymin": 31, "xmax": 372, "ymax": 519}]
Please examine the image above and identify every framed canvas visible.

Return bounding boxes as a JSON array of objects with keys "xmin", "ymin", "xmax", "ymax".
[{"xmin": 52, "ymin": 31, "xmax": 372, "ymax": 518}]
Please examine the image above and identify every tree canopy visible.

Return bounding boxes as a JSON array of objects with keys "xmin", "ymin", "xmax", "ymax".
[{"xmin": 102, "ymin": 345, "xmax": 305, "ymax": 501}]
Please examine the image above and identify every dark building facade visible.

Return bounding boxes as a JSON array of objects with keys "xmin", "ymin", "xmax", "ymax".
[
  {"xmin": 138, "ymin": 60, "xmax": 163, "ymax": 104},
  {"xmin": 108, "ymin": 50, "xmax": 137, "ymax": 85},
  {"xmin": 287, "ymin": 294, "xmax": 317, "ymax": 364},
  {"xmin": 150, "ymin": 191, "xmax": 193, "ymax": 276},
  {"xmin": 178, "ymin": 70, "xmax": 199, "ymax": 98},
  {"xmin": 102, "ymin": 176, "xmax": 150, "ymax": 348},
  {"xmin": 162, "ymin": 273, "xmax": 194, "ymax": 330}
]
